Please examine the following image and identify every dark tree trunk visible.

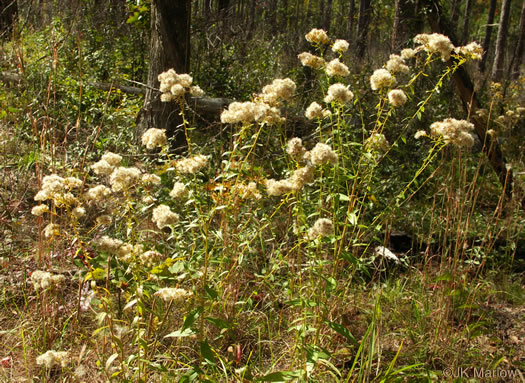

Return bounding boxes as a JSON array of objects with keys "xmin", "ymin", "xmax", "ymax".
[
  {"xmin": 269, "ymin": 0, "xmax": 278, "ymax": 36},
  {"xmin": 137, "ymin": 0, "xmax": 191, "ymax": 148},
  {"xmin": 356, "ymin": 0, "xmax": 372, "ymax": 57},
  {"xmin": 462, "ymin": 0, "xmax": 472, "ymax": 44},
  {"xmin": 323, "ymin": 0, "xmax": 333, "ymax": 33},
  {"xmin": 347, "ymin": 0, "xmax": 356, "ymax": 40},
  {"xmin": 391, "ymin": 0, "xmax": 420, "ymax": 52},
  {"xmin": 450, "ymin": 0, "xmax": 460, "ymax": 26},
  {"xmin": 0, "ymin": 0, "xmax": 17, "ymax": 39},
  {"xmin": 492, "ymin": 0, "xmax": 512, "ymax": 82},
  {"xmin": 246, "ymin": 0, "xmax": 256, "ymax": 39},
  {"xmin": 510, "ymin": 0, "xmax": 525, "ymax": 79},
  {"xmin": 479, "ymin": 0, "xmax": 497, "ymax": 73}
]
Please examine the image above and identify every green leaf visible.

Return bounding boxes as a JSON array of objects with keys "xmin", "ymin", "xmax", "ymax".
[
  {"xmin": 325, "ymin": 320, "xmax": 358, "ymax": 346},
  {"xmin": 200, "ymin": 340, "xmax": 216, "ymax": 366},
  {"xmin": 105, "ymin": 353, "xmax": 119, "ymax": 372},
  {"xmin": 256, "ymin": 370, "xmax": 302, "ymax": 381},
  {"xmin": 205, "ymin": 316, "xmax": 232, "ymax": 329},
  {"xmin": 164, "ymin": 328, "xmax": 195, "ymax": 338},
  {"xmin": 338, "ymin": 193, "xmax": 350, "ymax": 202},
  {"xmin": 182, "ymin": 307, "xmax": 202, "ymax": 331},
  {"xmin": 204, "ymin": 285, "xmax": 218, "ymax": 300}
]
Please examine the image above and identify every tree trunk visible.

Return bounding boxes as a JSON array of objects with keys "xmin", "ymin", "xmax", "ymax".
[
  {"xmin": 347, "ymin": 0, "xmax": 356, "ymax": 40},
  {"xmin": 449, "ymin": 0, "xmax": 460, "ymax": 26},
  {"xmin": 510, "ymin": 0, "xmax": 525, "ymax": 79},
  {"xmin": 323, "ymin": 0, "xmax": 333, "ymax": 33},
  {"xmin": 356, "ymin": 0, "xmax": 372, "ymax": 57},
  {"xmin": 462, "ymin": 0, "xmax": 472, "ymax": 44},
  {"xmin": 479, "ymin": 0, "xmax": 497, "ymax": 73},
  {"xmin": 391, "ymin": 0, "xmax": 418, "ymax": 52},
  {"xmin": 137, "ymin": 0, "xmax": 191, "ymax": 148},
  {"xmin": 492, "ymin": 0, "xmax": 512, "ymax": 82},
  {"xmin": 0, "ymin": 0, "xmax": 17, "ymax": 39}
]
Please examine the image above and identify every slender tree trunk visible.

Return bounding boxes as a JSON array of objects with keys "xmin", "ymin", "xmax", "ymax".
[
  {"xmin": 511, "ymin": 0, "xmax": 525, "ymax": 79},
  {"xmin": 246, "ymin": 0, "xmax": 256, "ymax": 39},
  {"xmin": 391, "ymin": 0, "xmax": 418, "ymax": 52},
  {"xmin": 347, "ymin": 0, "xmax": 355, "ymax": 40},
  {"xmin": 450, "ymin": 0, "xmax": 460, "ymax": 26},
  {"xmin": 356, "ymin": 0, "xmax": 372, "ymax": 57},
  {"xmin": 462, "ymin": 0, "xmax": 472, "ymax": 44},
  {"xmin": 270, "ymin": 0, "xmax": 278, "ymax": 35},
  {"xmin": 319, "ymin": 0, "xmax": 325, "ymax": 28},
  {"xmin": 0, "ymin": 0, "xmax": 18, "ymax": 39},
  {"xmin": 492, "ymin": 0, "xmax": 512, "ymax": 82},
  {"xmin": 137, "ymin": 0, "xmax": 191, "ymax": 147},
  {"xmin": 323, "ymin": 0, "xmax": 333, "ymax": 32},
  {"xmin": 479, "ymin": 0, "xmax": 497, "ymax": 72}
]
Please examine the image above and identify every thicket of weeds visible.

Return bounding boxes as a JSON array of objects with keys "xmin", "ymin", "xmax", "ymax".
[{"xmin": 1, "ymin": 24, "xmax": 524, "ymax": 383}]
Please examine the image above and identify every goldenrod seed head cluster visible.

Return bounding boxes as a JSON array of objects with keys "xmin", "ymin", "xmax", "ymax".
[
  {"xmin": 309, "ymin": 142, "xmax": 338, "ymax": 166},
  {"xmin": 43, "ymin": 223, "xmax": 60, "ymax": 238},
  {"xmin": 366, "ymin": 133, "xmax": 390, "ymax": 152},
  {"xmin": 36, "ymin": 350, "xmax": 69, "ymax": 369},
  {"xmin": 265, "ymin": 178, "xmax": 294, "ymax": 196},
  {"xmin": 454, "ymin": 42, "xmax": 483, "ymax": 60},
  {"xmin": 141, "ymin": 128, "xmax": 167, "ymax": 150},
  {"xmin": 370, "ymin": 69, "xmax": 396, "ymax": 91},
  {"xmin": 414, "ymin": 33, "xmax": 454, "ymax": 61},
  {"xmin": 139, "ymin": 250, "xmax": 163, "ymax": 267},
  {"xmin": 298, "ymin": 52, "xmax": 325, "ymax": 69},
  {"xmin": 261, "ymin": 78, "xmax": 296, "ymax": 105},
  {"xmin": 266, "ymin": 166, "xmax": 314, "ymax": 196},
  {"xmin": 86, "ymin": 185, "xmax": 111, "ymax": 201},
  {"xmin": 220, "ymin": 101, "xmax": 269, "ymax": 124},
  {"xmin": 91, "ymin": 159, "xmax": 113, "ymax": 176},
  {"xmin": 101, "ymin": 152, "xmax": 122, "ymax": 167},
  {"xmin": 155, "ymin": 287, "xmax": 192, "ymax": 302},
  {"xmin": 324, "ymin": 83, "xmax": 354, "ymax": 104},
  {"xmin": 34, "ymin": 174, "xmax": 82, "ymax": 206},
  {"xmin": 96, "ymin": 215, "xmax": 112, "ymax": 225},
  {"xmin": 287, "ymin": 137, "xmax": 307, "ymax": 160},
  {"xmin": 326, "ymin": 58, "xmax": 350, "ymax": 77},
  {"xmin": 31, "ymin": 204, "xmax": 49, "ymax": 216},
  {"xmin": 387, "ymin": 89, "xmax": 407, "ymax": 107},
  {"xmin": 305, "ymin": 28, "xmax": 330, "ymax": 45},
  {"xmin": 386, "ymin": 54, "xmax": 409, "ymax": 74},
  {"xmin": 169, "ymin": 181, "xmax": 187, "ymax": 199},
  {"xmin": 175, "ymin": 154, "xmax": 208, "ymax": 174},
  {"xmin": 232, "ymin": 181, "xmax": 262, "ymax": 200},
  {"xmin": 72, "ymin": 206, "xmax": 86, "ymax": 218},
  {"xmin": 430, "ymin": 118, "xmax": 475, "ymax": 147},
  {"xmin": 332, "ymin": 39, "xmax": 349, "ymax": 53},
  {"xmin": 400, "ymin": 48, "xmax": 416, "ymax": 60},
  {"xmin": 109, "ymin": 167, "xmax": 141, "ymax": 192},
  {"xmin": 308, "ymin": 218, "xmax": 334, "ymax": 239},
  {"xmin": 414, "ymin": 130, "xmax": 427, "ymax": 139},
  {"xmin": 142, "ymin": 174, "xmax": 162, "ymax": 185},
  {"xmin": 305, "ymin": 102, "xmax": 324, "ymax": 120},
  {"xmin": 152, "ymin": 204, "xmax": 179, "ymax": 230},
  {"xmin": 31, "ymin": 270, "xmax": 65, "ymax": 291},
  {"xmin": 158, "ymin": 69, "xmax": 203, "ymax": 102}
]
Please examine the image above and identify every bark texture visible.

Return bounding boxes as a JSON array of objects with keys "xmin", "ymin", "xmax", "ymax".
[
  {"xmin": 479, "ymin": 0, "xmax": 497, "ymax": 72},
  {"xmin": 138, "ymin": 0, "xmax": 191, "ymax": 147},
  {"xmin": 492, "ymin": 0, "xmax": 512, "ymax": 82},
  {"xmin": 511, "ymin": 0, "xmax": 525, "ymax": 79}
]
